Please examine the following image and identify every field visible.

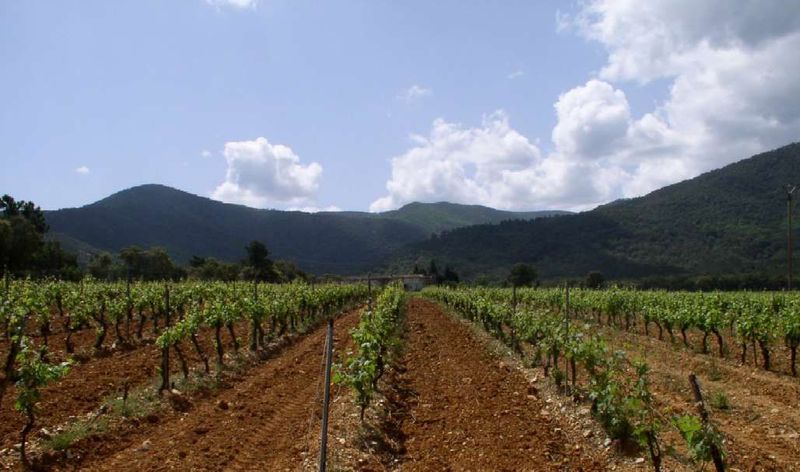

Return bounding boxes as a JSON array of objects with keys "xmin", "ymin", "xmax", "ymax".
[{"xmin": 1, "ymin": 281, "xmax": 800, "ymax": 471}]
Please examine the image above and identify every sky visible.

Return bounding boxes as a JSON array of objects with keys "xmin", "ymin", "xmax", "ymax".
[{"xmin": 2, "ymin": 0, "xmax": 800, "ymax": 212}]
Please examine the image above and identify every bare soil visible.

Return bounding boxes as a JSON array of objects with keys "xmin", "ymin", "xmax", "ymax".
[
  {"xmin": 5, "ymin": 297, "xmax": 799, "ymax": 471},
  {"xmin": 0, "ymin": 318, "xmax": 248, "ymax": 451},
  {"xmin": 49, "ymin": 309, "xmax": 361, "ymax": 471},
  {"xmin": 599, "ymin": 324, "xmax": 800, "ymax": 471},
  {"xmin": 390, "ymin": 298, "xmax": 606, "ymax": 471}
]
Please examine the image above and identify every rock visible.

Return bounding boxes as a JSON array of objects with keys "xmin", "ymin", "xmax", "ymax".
[
  {"xmin": 138, "ymin": 440, "xmax": 152, "ymax": 452},
  {"xmin": 193, "ymin": 426, "xmax": 210, "ymax": 435},
  {"xmin": 583, "ymin": 429, "xmax": 593, "ymax": 438},
  {"xmin": 634, "ymin": 457, "xmax": 645, "ymax": 464},
  {"xmin": 168, "ymin": 392, "xmax": 192, "ymax": 412}
]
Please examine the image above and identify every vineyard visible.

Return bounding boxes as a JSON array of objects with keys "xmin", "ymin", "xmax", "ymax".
[
  {"xmin": 422, "ymin": 286, "xmax": 800, "ymax": 471},
  {"xmin": 0, "ymin": 278, "xmax": 366, "ymax": 470},
  {"xmin": 1, "ymin": 278, "xmax": 800, "ymax": 470}
]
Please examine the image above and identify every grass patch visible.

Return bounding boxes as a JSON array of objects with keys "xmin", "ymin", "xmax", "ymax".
[
  {"xmin": 709, "ymin": 391, "xmax": 731, "ymax": 410},
  {"xmin": 105, "ymin": 388, "xmax": 160, "ymax": 419},
  {"xmin": 706, "ymin": 360, "xmax": 723, "ymax": 382},
  {"xmin": 44, "ymin": 417, "xmax": 109, "ymax": 451}
]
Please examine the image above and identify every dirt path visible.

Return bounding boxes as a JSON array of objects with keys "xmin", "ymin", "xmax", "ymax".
[
  {"xmin": 71, "ymin": 309, "xmax": 361, "ymax": 471},
  {"xmin": 396, "ymin": 299, "xmax": 604, "ymax": 471}
]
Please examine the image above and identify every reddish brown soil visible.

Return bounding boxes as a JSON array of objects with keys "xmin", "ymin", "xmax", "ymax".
[
  {"xmin": 600, "ymin": 325, "xmax": 800, "ymax": 471},
  {"xmin": 396, "ymin": 299, "xmax": 604, "ymax": 471},
  {"xmin": 0, "ymin": 319, "xmax": 247, "ymax": 450},
  {"xmin": 57, "ymin": 309, "xmax": 361, "ymax": 471}
]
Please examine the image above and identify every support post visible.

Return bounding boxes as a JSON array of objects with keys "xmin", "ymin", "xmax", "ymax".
[
  {"xmin": 159, "ymin": 283, "xmax": 171, "ymax": 393},
  {"xmin": 368, "ymin": 273, "xmax": 373, "ymax": 313},
  {"xmin": 788, "ymin": 186, "xmax": 797, "ymax": 291},
  {"xmin": 564, "ymin": 282, "xmax": 570, "ymax": 395},
  {"xmin": 318, "ymin": 318, "xmax": 335, "ymax": 472},
  {"xmin": 688, "ymin": 374, "xmax": 725, "ymax": 472}
]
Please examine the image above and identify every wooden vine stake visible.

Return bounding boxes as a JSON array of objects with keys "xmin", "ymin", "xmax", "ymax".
[
  {"xmin": 688, "ymin": 374, "xmax": 725, "ymax": 472},
  {"xmin": 318, "ymin": 317, "xmax": 335, "ymax": 472},
  {"xmin": 159, "ymin": 283, "xmax": 171, "ymax": 394}
]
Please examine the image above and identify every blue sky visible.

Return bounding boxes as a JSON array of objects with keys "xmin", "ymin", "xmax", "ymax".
[{"xmin": 2, "ymin": 1, "xmax": 799, "ymax": 212}]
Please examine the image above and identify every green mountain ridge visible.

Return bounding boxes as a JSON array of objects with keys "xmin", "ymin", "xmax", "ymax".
[
  {"xmin": 389, "ymin": 142, "xmax": 800, "ymax": 281},
  {"xmin": 45, "ymin": 185, "xmax": 562, "ymax": 274}
]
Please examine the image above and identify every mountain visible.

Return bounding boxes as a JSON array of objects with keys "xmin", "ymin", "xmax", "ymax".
[
  {"xmin": 389, "ymin": 142, "xmax": 800, "ymax": 281},
  {"xmin": 45, "ymin": 185, "xmax": 560, "ymax": 274},
  {"xmin": 380, "ymin": 202, "xmax": 567, "ymax": 235}
]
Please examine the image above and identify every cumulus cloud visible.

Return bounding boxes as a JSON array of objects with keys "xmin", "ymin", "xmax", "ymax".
[
  {"xmin": 205, "ymin": 0, "xmax": 257, "ymax": 10},
  {"xmin": 507, "ymin": 70, "xmax": 524, "ymax": 80},
  {"xmin": 553, "ymin": 0, "xmax": 800, "ymax": 198},
  {"xmin": 75, "ymin": 166, "xmax": 90, "ymax": 175},
  {"xmin": 552, "ymin": 79, "xmax": 630, "ymax": 159},
  {"xmin": 374, "ymin": 2, "xmax": 800, "ymax": 212},
  {"xmin": 212, "ymin": 137, "xmax": 323, "ymax": 209},
  {"xmin": 398, "ymin": 85, "xmax": 433, "ymax": 103},
  {"xmin": 370, "ymin": 112, "xmax": 598, "ymax": 211},
  {"xmin": 286, "ymin": 205, "xmax": 342, "ymax": 213},
  {"xmin": 200, "ymin": 150, "xmax": 212, "ymax": 158}
]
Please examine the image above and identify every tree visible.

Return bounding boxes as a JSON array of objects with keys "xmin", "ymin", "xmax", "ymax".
[
  {"xmin": 428, "ymin": 259, "xmax": 439, "ymax": 279},
  {"xmin": 119, "ymin": 246, "xmax": 144, "ymax": 278},
  {"xmin": 1, "ymin": 194, "xmax": 76, "ymax": 277},
  {"xmin": 188, "ymin": 257, "xmax": 240, "ymax": 281},
  {"xmin": 443, "ymin": 266, "xmax": 460, "ymax": 285},
  {"xmin": 508, "ymin": 263, "xmax": 537, "ymax": 288},
  {"xmin": 88, "ymin": 252, "xmax": 116, "ymax": 280},
  {"xmin": 119, "ymin": 246, "xmax": 181, "ymax": 281},
  {"xmin": 274, "ymin": 260, "xmax": 307, "ymax": 282},
  {"xmin": 32, "ymin": 241, "xmax": 80, "ymax": 280},
  {"xmin": 189, "ymin": 255, "xmax": 207, "ymax": 268},
  {"xmin": 586, "ymin": 271, "xmax": 605, "ymax": 289},
  {"xmin": 244, "ymin": 240, "xmax": 276, "ymax": 282}
]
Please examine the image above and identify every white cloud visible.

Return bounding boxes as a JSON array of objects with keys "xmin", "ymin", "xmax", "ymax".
[
  {"xmin": 200, "ymin": 150, "xmax": 212, "ymax": 158},
  {"xmin": 397, "ymin": 85, "xmax": 432, "ymax": 103},
  {"xmin": 549, "ymin": 0, "xmax": 800, "ymax": 200},
  {"xmin": 370, "ymin": 112, "xmax": 596, "ymax": 212},
  {"xmin": 507, "ymin": 70, "xmax": 524, "ymax": 80},
  {"xmin": 373, "ymin": 2, "xmax": 800, "ymax": 212},
  {"xmin": 212, "ymin": 137, "xmax": 323, "ymax": 209},
  {"xmin": 205, "ymin": 0, "xmax": 257, "ymax": 10},
  {"xmin": 75, "ymin": 166, "xmax": 90, "ymax": 175},
  {"xmin": 286, "ymin": 205, "xmax": 342, "ymax": 213},
  {"xmin": 552, "ymin": 79, "xmax": 630, "ymax": 159}
]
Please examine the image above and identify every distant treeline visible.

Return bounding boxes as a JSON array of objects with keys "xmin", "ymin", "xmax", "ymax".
[
  {"xmin": 531, "ymin": 272, "xmax": 794, "ymax": 292},
  {"xmin": 0, "ymin": 193, "xmax": 307, "ymax": 282},
  {"xmin": 631, "ymin": 273, "xmax": 794, "ymax": 292},
  {"xmin": 83, "ymin": 240, "xmax": 308, "ymax": 283}
]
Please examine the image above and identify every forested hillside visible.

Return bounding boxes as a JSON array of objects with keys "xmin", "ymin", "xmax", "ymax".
[
  {"xmin": 46, "ymin": 185, "xmax": 557, "ymax": 274},
  {"xmin": 390, "ymin": 143, "xmax": 800, "ymax": 281}
]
